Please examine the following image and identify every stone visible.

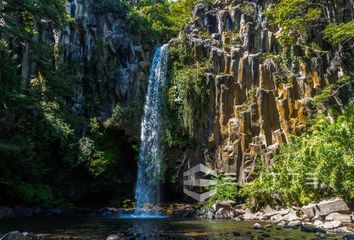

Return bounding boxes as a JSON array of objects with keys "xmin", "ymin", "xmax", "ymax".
[
  {"xmin": 106, "ymin": 234, "xmax": 121, "ymax": 240},
  {"xmin": 287, "ymin": 220, "xmax": 302, "ymax": 228},
  {"xmin": 282, "ymin": 210, "xmax": 299, "ymax": 222},
  {"xmin": 270, "ymin": 214, "xmax": 283, "ymax": 223},
  {"xmin": 13, "ymin": 207, "xmax": 33, "ymax": 217},
  {"xmin": 0, "ymin": 207, "xmax": 15, "ymax": 219},
  {"xmin": 316, "ymin": 198, "xmax": 350, "ymax": 216},
  {"xmin": 0, "ymin": 231, "xmax": 30, "ymax": 240},
  {"xmin": 315, "ymin": 232, "xmax": 326, "ymax": 239},
  {"xmin": 206, "ymin": 211, "xmax": 214, "ymax": 220},
  {"xmin": 301, "ymin": 224, "xmax": 317, "ymax": 232},
  {"xmin": 277, "ymin": 221, "xmax": 286, "ymax": 228},
  {"xmin": 325, "ymin": 212, "xmax": 352, "ymax": 223},
  {"xmin": 323, "ymin": 220, "xmax": 342, "ymax": 229},
  {"xmin": 313, "ymin": 220, "xmax": 324, "ymax": 228},
  {"xmin": 336, "ymin": 227, "xmax": 352, "ymax": 234},
  {"xmin": 343, "ymin": 234, "xmax": 354, "ymax": 240},
  {"xmin": 212, "ymin": 200, "xmax": 236, "ymax": 212},
  {"xmin": 252, "ymin": 223, "xmax": 262, "ymax": 230}
]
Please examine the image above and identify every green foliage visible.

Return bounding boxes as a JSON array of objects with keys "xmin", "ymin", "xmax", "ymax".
[
  {"xmin": 206, "ymin": 175, "xmax": 241, "ymax": 208},
  {"xmin": 128, "ymin": 0, "xmax": 211, "ymax": 44},
  {"xmin": 16, "ymin": 183, "xmax": 53, "ymax": 207},
  {"xmin": 312, "ymin": 73, "xmax": 354, "ymax": 106},
  {"xmin": 91, "ymin": 0, "xmax": 131, "ymax": 15},
  {"xmin": 241, "ymin": 107, "xmax": 354, "ymax": 208},
  {"xmin": 266, "ymin": 0, "xmax": 322, "ymax": 46},
  {"xmin": 166, "ymin": 41, "xmax": 208, "ymax": 138},
  {"xmin": 324, "ymin": 20, "xmax": 354, "ymax": 45}
]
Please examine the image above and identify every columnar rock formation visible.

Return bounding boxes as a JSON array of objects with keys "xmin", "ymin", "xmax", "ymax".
[
  {"xmin": 170, "ymin": 0, "xmax": 354, "ymax": 185},
  {"xmin": 17, "ymin": 0, "xmax": 149, "ymax": 131}
]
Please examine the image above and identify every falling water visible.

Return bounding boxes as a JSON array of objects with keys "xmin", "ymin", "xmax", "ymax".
[{"xmin": 135, "ymin": 44, "xmax": 169, "ymax": 213}]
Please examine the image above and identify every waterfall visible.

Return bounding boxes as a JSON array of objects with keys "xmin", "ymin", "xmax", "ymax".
[{"xmin": 135, "ymin": 44, "xmax": 169, "ymax": 211}]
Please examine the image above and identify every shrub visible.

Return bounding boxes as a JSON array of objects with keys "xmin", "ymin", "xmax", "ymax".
[{"xmin": 241, "ymin": 106, "xmax": 354, "ymax": 208}]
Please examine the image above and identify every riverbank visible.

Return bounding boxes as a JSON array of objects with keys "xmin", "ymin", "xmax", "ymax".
[
  {"xmin": 1, "ymin": 217, "xmax": 353, "ymax": 240},
  {"xmin": 1, "ymin": 198, "xmax": 353, "ymax": 239}
]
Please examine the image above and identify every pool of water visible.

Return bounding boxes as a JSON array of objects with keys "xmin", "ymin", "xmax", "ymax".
[{"xmin": 0, "ymin": 217, "xmax": 344, "ymax": 239}]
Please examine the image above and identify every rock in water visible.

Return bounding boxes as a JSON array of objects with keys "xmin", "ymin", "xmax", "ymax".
[
  {"xmin": 253, "ymin": 223, "xmax": 263, "ymax": 230},
  {"xmin": 106, "ymin": 234, "xmax": 121, "ymax": 240},
  {"xmin": 0, "ymin": 231, "xmax": 30, "ymax": 240}
]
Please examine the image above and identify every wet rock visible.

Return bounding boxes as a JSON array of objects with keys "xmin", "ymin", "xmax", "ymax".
[
  {"xmin": 0, "ymin": 207, "xmax": 15, "ymax": 219},
  {"xmin": 343, "ymin": 234, "xmax": 354, "ymax": 240},
  {"xmin": 253, "ymin": 223, "xmax": 263, "ymax": 230},
  {"xmin": 325, "ymin": 212, "xmax": 352, "ymax": 223},
  {"xmin": 106, "ymin": 234, "xmax": 121, "ymax": 240},
  {"xmin": 0, "ymin": 231, "xmax": 30, "ymax": 240},
  {"xmin": 301, "ymin": 224, "xmax": 318, "ymax": 233},
  {"xmin": 315, "ymin": 231, "xmax": 326, "ymax": 239}
]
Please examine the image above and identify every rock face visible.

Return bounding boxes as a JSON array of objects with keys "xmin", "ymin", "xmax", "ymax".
[
  {"xmin": 11, "ymin": 0, "xmax": 149, "ymax": 135},
  {"xmin": 170, "ymin": 0, "xmax": 354, "ymax": 185}
]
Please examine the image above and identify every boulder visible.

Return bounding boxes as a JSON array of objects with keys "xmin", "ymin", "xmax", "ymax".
[
  {"xmin": 301, "ymin": 224, "xmax": 318, "ymax": 232},
  {"xmin": 323, "ymin": 220, "xmax": 342, "ymax": 229},
  {"xmin": 281, "ymin": 209, "xmax": 299, "ymax": 222},
  {"xmin": 215, "ymin": 208, "xmax": 234, "ymax": 219},
  {"xmin": 270, "ymin": 214, "xmax": 283, "ymax": 223},
  {"xmin": 301, "ymin": 203, "xmax": 316, "ymax": 219},
  {"xmin": 0, "ymin": 207, "xmax": 15, "ymax": 219},
  {"xmin": 212, "ymin": 200, "xmax": 236, "ymax": 212},
  {"xmin": 317, "ymin": 198, "xmax": 350, "ymax": 216},
  {"xmin": 0, "ymin": 231, "xmax": 30, "ymax": 240},
  {"xmin": 287, "ymin": 220, "xmax": 302, "ymax": 228},
  {"xmin": 325, "ymin": 212, "xmax": 352, "ymax": 223},
  {"xmin": 313, "ymin": 220, "xmax": 324, "ymax": 228},
  {"xmin": 301, "ymin": 198, "xmax": 350, "ymax": 218}
]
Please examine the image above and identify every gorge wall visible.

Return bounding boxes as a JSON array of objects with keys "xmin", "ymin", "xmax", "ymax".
[
  {"xmin": 1, "ymin": 0, "xmax": 354, "ymax": 205},
  {"xmin": 167, "ymin": 0, "xmax": 354, "ymax": 190},
  {"xmin": 17, "ymin": 0, "xmax": 149, "ymax": 135}
]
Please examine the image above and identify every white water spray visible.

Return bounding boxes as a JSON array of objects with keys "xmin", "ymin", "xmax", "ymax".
[{"xmin": 135, "ymin": 44, "xmax": 169, "ymax": 212}]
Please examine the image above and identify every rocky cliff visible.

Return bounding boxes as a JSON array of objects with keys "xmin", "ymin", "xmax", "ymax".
[
  {"xmin": 17, "ymin": 0, "xmax": 150, "ymax": 136},
  {"xmin": 167, "ymin": 0, "xmax": 354, "ymax": 189}
]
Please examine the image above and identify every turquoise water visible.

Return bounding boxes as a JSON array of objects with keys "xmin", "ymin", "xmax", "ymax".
[{"xmin": 0, "ymin": 217, "xmax": 344, "ymax": 239}]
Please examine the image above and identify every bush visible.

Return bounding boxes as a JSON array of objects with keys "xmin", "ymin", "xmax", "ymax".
[{"xmin": 241, "ymin": 106, "xmax": 354, "ymax": 208}]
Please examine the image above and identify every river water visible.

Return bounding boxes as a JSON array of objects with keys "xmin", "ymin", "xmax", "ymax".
[{"xmin": 0, "ymin": 217, "xmax": 344, "ymax": 239}]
